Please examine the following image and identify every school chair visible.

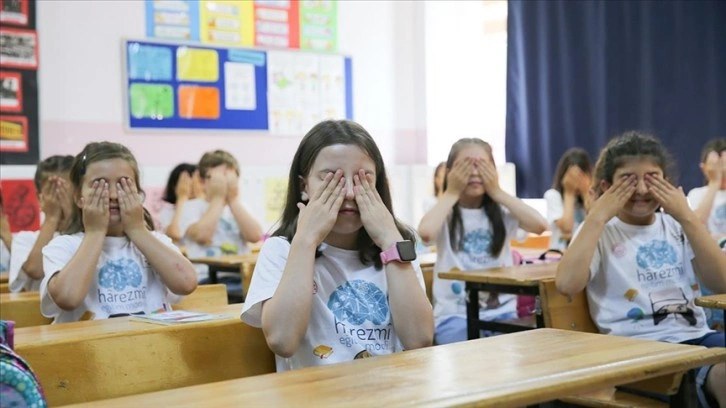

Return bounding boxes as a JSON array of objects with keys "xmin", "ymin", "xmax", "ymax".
[
  {"xmin": 173, "ymin": 283, "xmax": 228, "ymax": 310},
  {"xmin": 0, "ymin": 283, "xmax": 9, "ymax": 294},
  {"xmin": 0, "ymin": 292, "xmax": 51, "ymax": 328}
]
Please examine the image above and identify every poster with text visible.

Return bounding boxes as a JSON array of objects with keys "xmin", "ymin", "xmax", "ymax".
[
  {"xmin": 0, "ymin": 179, "xmax": 40, "ymax": 232},
  {"xmin": 267, "ymin": 51, "xmax": 320, "ymax": 135},
  {"xmin": 0, "ymin": 114, "xmax": 27, "ymax": 152},
  {"xmin": 300, "ymin": 0, "xmax": 337, "ymax": 51},
  {"xmin": 0, "ymin": 28, "xmax": 38, "ymax": 69},
  {"xmin": 200, "ymin": 0, "xmax": 254, "ymax": 46},
  {"xmin": 145, "ymin": 0, "xmax": 199, "ymax": 41},
  {"xmin": 254, "ymin": 0, "xmax": 299, "ymax": 49}
]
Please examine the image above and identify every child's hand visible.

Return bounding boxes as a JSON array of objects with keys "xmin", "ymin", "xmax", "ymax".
[
  {"xmin": 206, "ymin": 169, "xmax": 227, "ymax": 200},
  {"xmin": 353, "ymin": 170, "xmax": 401, "ymax": 250},
  {"xmin": 40, "ymin": 176, "xmax": 63, "ymax": 220},
  {"xmin": 562, "ymin": 166, "xmax": 580, "ymax": 193},
  {"xmin": 117, "ymin": 178, "xmax": 146, "ymax": 234},
  {"xmin": 588, "ymin": 175, "xmax": 636, "ymax": 224},
  {"xmin": 478, "ymin": 159, "xmax": 502, "ymax": 197},
  {"xmin": 445, "ymin": 158, "xmax": 471, "ymax": 196},
  {"xmin": 701, "ymin": 151, "xmax": 722, "ymax": 186},
  {"xmin": 175, "ymin": 172, "xmax": 192, "ymax": 202},
  {"xmin": 82, "ymin": 180, "xmax": 110, "ymax": 234},
  {"xmin": 225, "ymin": 170, "xmax": 239, "ymax": 202},
  {"xmin": 55, "ymin": 178, "xmax": 73, "ymax": 223},
  {"xmin": 295, "ymin": 170, "xmax": 346, "ymax": 246},
  {"xmin": 646, "ymin": 175, "xmax": 692, "ymax": 222}
]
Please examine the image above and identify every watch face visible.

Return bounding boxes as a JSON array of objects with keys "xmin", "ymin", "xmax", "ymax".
[{"xmin": 396, "ymin": 240, "xmax": 417, "ymax": 261}]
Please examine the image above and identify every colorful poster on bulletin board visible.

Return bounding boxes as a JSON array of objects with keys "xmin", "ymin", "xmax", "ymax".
[
  {"xmin": 145, "ymin": 0, "xmax": 336, "ymax": 51},
  {"xmin": 0, "ymin": 179, "xmax": 40, "ymax": 232},
  {"xmin": 124, "ymin": 38, "xmax": 352, "ymax": 133},
  {"xmin": 0, "ymin": 0, "xmax": 38, "ymax": 165}
]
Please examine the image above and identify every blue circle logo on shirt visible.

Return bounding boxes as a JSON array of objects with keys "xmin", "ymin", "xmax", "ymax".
[
  {"xmin": 98, "ymin": 258, "xmax": 143, "ymax": 291},
  {"xmin": 327, "ymin": 280, "xmax": 389, "ymax": 325},
  {"xmin": 635, "ymin": 240, "xmax": 678, "ymax": 269},
  {"xmin": 462, "ymin": 229, "xmax": 492, "ymax": 255}
]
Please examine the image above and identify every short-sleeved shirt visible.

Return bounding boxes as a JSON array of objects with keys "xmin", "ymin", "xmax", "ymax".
[
  {"xmin": 241, "ymin": 237, "xmax": 427, "ymax": 372},
  {"xmin": 432, "ymin": 208, "xmax": 520, "ymax": 326},
  {"xmin": 544, "ymin": 188, "xmax": 586, "ymax": 251},
  {"xmin": 579, "ymin": 213, "xmax": 712, "ymax": 343},
  {"xmin": 687, "ymin": 186, "xmax": 726, "ymax": 236},
  {"xmin": 40, "ymin": 231, "xmax": 182, "ymax": 323},
  {"xmin": 9, "ymin": 231, "xmax": 54, "ymax": 292}
]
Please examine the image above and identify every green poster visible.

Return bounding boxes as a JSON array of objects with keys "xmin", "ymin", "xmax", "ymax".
[
  {"xmin": 300, "ymin": 0, "xmax": 337, "ymax": 52},
  {"xmin": 129, "ymin": 83, "xmax": 174, "ymax": 119}
]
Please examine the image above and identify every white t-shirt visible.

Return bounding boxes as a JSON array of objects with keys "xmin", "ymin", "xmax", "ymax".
[
  {"xmin": 432, "ymin": 207, "xmax": 520, "ymax": 326},
  {"xmin": 0, "ymin": 239, "xmax": 9, "ymax": 273},
  {"xmin": 9, "ymin": 231, "xmax": 56, "ymax": 292},
  {"xmin": 241, "ymin": 237, "xmax": 427, "ymax": 372},
  {"xmin": 687, "ymin": 186, "xmax": 726, "ymax": 236},
  {"xmin": 40, "ymin": 231, "xmax": 182, "ymax": 324},
  {"xmin": 179, "ymin": 199, "xmax": 249, "ymax": 259},
  {"xmin": 544, "ymin": 189, "xmax": 586, "ymax": 251},
  {"xmin": 157, "ymin": 203, "xmax": 175, "ymax": 232},
  {"xmin": 580, "ymin": 213, "xmax": 712, "ymax": 343}
]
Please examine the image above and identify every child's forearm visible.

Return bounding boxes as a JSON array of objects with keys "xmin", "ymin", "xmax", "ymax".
[
  {"xmin": 22, "ymin": 216, "xmax": 61, "ymax": 279},
  {"xmin": 418, "ymin": 192, "xmax": 459, "ymax": 243},
  {"xmin": 556, "ymin": 217, "xmax": 605, "ymax": 295},
  {"xmin": 260, "ymin": 235, "xmax": 317, "ymax": 358},
  {"xmin": 229, "ymin": 200, "xmax": 263, "ymax": 243},
  {"xmin": 386, "ymin": 261, "xmax": 433, "ymax": 350},
  {"xmin": 47, "ymin": 232, "xmax": 105, "ymax": 310},
  {"xmin": 185, "ymin": 198, "xmax": 225, "ymax": 245},
  {"xmin": 127, "ymin": 229, "xmax": 197, "ymax": 295},
  {"xmin": 0, "ymin": 229, "xmax": 11, "ymax": 251},
  {"xmin": 554, "ymin": 192, "xmax": 577, "ymax": 237},
  {"xmin": 680, "ymin": 214, "xmax": 726, "ymax": 293},
  {"xmin": 164, "ymin": 199, "xmax": 187, "ymax": 243},
  {"xmin": 693, "ymin": 183, "xmax": 719, "ymax": 225},
  {"xmin": 492, "ymin": 190, "xmax": 548, "ymax": 234}
]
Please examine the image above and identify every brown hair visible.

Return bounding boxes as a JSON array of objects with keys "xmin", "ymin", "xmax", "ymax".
[
  {"xmin": 274, "ymin": 120, "xmax": 415, "ymax": 269},
  {"xmin": 34, "ymin": 155, "xmax": 74, "ymax": 192},
  {"xmin": 198, "ymin": 150, "xmax": 239, "ymax": 179},
  {"xmin": 64, "ymin": 142, "xmax": 154, "ymax": 234}
]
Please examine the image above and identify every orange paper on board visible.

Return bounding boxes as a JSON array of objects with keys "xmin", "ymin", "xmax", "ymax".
[{"xmin": 178, "ymin": 86, "xmax": 220, "ymax": 119}]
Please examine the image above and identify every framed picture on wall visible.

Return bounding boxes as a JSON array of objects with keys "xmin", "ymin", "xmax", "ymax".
[
  {"xmin": 0, "ymin": 71, "xmax": 22, "ymax": 112},
  {"xmin": 0, "ymin": 27, "xmax": 38, "ymax": 69},
  {"xmin": 0, "ymin": 114, "xmax": 28, "ymax": 152},
  {"xmin": 0, "ymin": 0, "xmax": 28, "ymax": 26}
]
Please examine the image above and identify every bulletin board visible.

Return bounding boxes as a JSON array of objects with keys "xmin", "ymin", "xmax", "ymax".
[
  {"xmin": 0, "ymin": 0, "xmax": 39, "ymax": 164},
  {"xmin": 122, "ymin": 38, "xmax": 353, "ymax": 134}
]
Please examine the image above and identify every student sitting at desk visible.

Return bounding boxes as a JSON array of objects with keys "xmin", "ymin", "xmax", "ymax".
[
  {"xmin": 556, "ymin": 132, "xmax": 726, "ymax": 407},
  {"xmin": 241, "ymin": 120, "xmax": 433, "ymax": 371},
  {"xmin": 418, "ymin": 138, "xmax": 547, "ymax": 345},
  {"xmin": 159, "ymin": 163, "xmax": 203, "ymax": 244},
  {"xmin": 40, "ymin": 142, "xmax": 197, "ymax": 323},
  {"xmin": 9, "ymin": 155, "xmax": 74, "ymax": 292},
  {"xmin": 180, "ymin": 150, "xmax": 263, "ymax": 283}
]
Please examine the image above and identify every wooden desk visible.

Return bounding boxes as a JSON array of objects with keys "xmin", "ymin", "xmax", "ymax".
[
  {"xmin": 66, "ymin": 328, "xmax": 726, "ymax": 408},
  {"xmin": 695, "ymin": 294, "xmax": 726, "ymax": 310},
  {"xmin": 0, "ymin": 292, "xmax": 51, "ymax": 327},
  {"xmin": 15, "ymin": 303, "xmax": 275, "ymax": 406},
  {"xmin": 188, "ymin": 253, "xmax": 258, "ymax": 285},
  {"xmin": 0, "ymin": 271, "xmax": 8, "ymax": 283},
  {"xmin": 439, "ymin": 263, "xmax": 558, "ymax": 338}
]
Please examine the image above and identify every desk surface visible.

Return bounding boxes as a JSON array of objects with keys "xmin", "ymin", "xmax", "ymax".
[
  {"xmin": 0, "ymin": 271, "xmax": 7, "ymax": 284},
  {"xmin": 187, "ymin": 253, "xmax": 258, "ymax": 268},
  {"xmin": 438, "ymin": 263, "xmax": 557, "ymax": 286},
  {"xmin": 0, "ymin": 291, "xmax": 39, "ymax": 302},
  {"xmin": 66, "ymin": 328, "xmax": 725, "ymax": 408},
  {"xmin": 14, "ymin": 303, "xmax": 243, "ymax": 348},
  {"xmin": 695, "ymin": 294, "xmax": 726, "ymax": 310}
]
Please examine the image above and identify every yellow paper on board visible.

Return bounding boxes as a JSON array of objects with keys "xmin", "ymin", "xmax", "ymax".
[
  {"xmin": 200, "ymin": 0, "xmax": 254, "ymax": 46},
  {"xmin": 265, "ymin": 177, "xmax": 288, "ymax": 223},
  {"xmin": 176, "ymin": 47, "xmax": 219, "ymax": 82}
]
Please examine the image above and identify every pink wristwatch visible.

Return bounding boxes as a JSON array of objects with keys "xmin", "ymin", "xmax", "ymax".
[{"xmin": 380, "ymin": 240, "xmax": 417, "ymax": 265}]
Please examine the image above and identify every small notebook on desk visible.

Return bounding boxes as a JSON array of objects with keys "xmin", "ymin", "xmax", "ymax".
[{"xmin": 131, "ymin": 310, "xmax": 232, "ymax": 325}]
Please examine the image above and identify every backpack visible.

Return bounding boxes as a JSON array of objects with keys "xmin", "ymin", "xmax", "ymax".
[{"xmin": 0, "ymin": 320, "xmax": 48, "ymax": 408}]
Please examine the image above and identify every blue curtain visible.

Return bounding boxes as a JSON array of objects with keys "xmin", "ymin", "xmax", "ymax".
[{"xmin": 506, "ymin": 0, "xmax": 726, "ymax": 198}]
